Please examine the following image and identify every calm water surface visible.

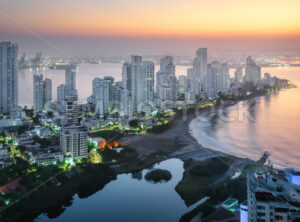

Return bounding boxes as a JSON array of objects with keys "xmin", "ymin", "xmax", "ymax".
[
  {"xmin": 190, "ymin": 67, "xmax": 300, "ymax": 170},
  {"xmin": 36, "ymin": 159, "xmax": 198, "ymax": 222}
]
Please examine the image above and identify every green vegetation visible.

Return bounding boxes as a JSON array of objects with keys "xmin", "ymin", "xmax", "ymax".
[
  {"xmin": 145, "ymin": 169, "xmax": 172, "ymax": 183},
  {"xmin": 101, "ymin": 146, "xmax": 138, "ymax": 163},
  {"xmin": 176, "ymin": 159, "xmax": 256, "ymax": 221},
  {"xmin": 179, "ymin": 203, "xmax": 216, "ymax": 222},
  {"xmin": 208, "ymin": 162, "xmax": 257, "ymax": 204},
  {"xmin": 91, "ymin": 129, "xmax": 123, "ymax": 140},
  {"xmin": 0, "ymin": 157, "xmax": 31, "ymax": 186},
  {"xmin": 88, "ymin": 150, "xmax": 102, "ymax": 163},
  {"xmin": 176, "ymin": 157, "xmax": 231, "ymax": 206},
  {"xmin": 189, "ymin": 158, "xmax": 229, "ymax": 177}
]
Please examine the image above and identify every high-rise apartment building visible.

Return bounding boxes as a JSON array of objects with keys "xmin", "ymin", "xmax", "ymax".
[
  {"xmin": 221, "ymin": 62, "xmax": 230, "ymax": 92},
  {"xmin": 234, "ymin": 67, "xmax": 243, "ymax": 83},
  {"xmin": 92, "ymin": 77, "xmax": 111, "ymax": 117},
  {"xmin": 60, "ymin": 125, "xmax": 88, "ymax": 158},
  {"xmin": 243, "ymin": 169, "xmax": 300, "ymax": 222},
  {"xmin": 57, "ymin": 84, "xmax": 66, "ymax": 104},
  {"xmin": 130, "ymin": 56, "xmax": 154, "ymax": 114},
  {"xmin": 156, "ymin": 56, "xmax": 177, "ymax": 102},
  {"xmin": 193, "ymin": 48, "xmax": 208, "ymax": 92},
  {"xmin": 177, "ymin": 75, "xmax": 188, "ymax": 95},
  {"xmin": 0, "ymin": 42, "xmax": 18, "ymax": 115},
  {"xmin": 43, "ymin": 78, "xmax": 52, "ymax": 107},
  {"xmin": 33, "ymin": 74, "xmax": 44, "ymax": 113},
  {"xmin": 245, "ymin": 57, "xmax": 261, "ymax": 84},
  {"xmin": 122, "ymin": 62, "xmax": 133, "ymax": 116},
  {"xmin": 65, "ymin": 68, "xmax": 76, "ymax": 95},
  {"xmin": 64, "ymin": 90, "xmax": 78, "ymax": 125},
  {"xmin": 33, "ymin": 75, "xmax": 52, "ymax": 113},
  {"xmin": 207, "ymin": 61, "xmax": 221, "ymax": 96}
]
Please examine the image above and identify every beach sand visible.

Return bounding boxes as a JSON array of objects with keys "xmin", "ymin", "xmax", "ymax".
[{"xmin": 120, "ymin": 109, "xmax": 225, "ymax": 161}]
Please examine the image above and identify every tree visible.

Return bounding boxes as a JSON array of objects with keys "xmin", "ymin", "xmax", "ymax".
[
  {"xmin": 11, "ymin": 157, "xmax": 31, "ymax": 176},
  {"xmin": 88, "ymin": 150, "xmax": 102, "ymax": 164},
  {"xmin": 32, "ymin": 114, "xmax": 41, "ymax": 124},
  {"xmin": 129, "ymin": 119, "xmax": 139, "ymax": 128},
  {"xmin": 47, "ymin": 111, "xmax": 54, "ymax": 118}
]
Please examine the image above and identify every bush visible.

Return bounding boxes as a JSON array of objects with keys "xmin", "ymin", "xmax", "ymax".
[
  {"xmin": 145, "ymin": 169, "xmax": 172, "ymax": 183},
  {"xmin": 190, "ymin": 158, "xmax": 229, "ymax": 177}
]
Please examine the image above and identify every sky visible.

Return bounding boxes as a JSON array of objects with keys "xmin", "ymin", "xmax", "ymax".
[{"xmin": 0, "ymin": 0, "xmax": 300, "ymax": 56}]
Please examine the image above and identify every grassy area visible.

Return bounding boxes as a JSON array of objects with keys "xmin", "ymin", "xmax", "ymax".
[
  {"xmin": 101, "ymin": 146, "xmax": 139, "ymax": 163},
  {"xmin": 90, "ymin": 129, "xmax": 124, "ymax": 140},
  {"xmin": 178, "ymin": 161, "xmax": 257, "ymax": 221},
  {"xmin": 175, "ymin": 157, "xmax": 232, "ymax": 206},
  {"xmin": 208, "ymin": 162, "xmax": 257, "ymax": 204}
]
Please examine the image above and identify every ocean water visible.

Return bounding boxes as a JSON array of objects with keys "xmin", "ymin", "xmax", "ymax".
[{"xmin": 190, "ymin": 67, "xmax": 300, "ymax": 170}]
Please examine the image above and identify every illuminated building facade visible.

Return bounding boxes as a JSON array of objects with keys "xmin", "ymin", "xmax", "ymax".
[{"xmin": 60, "ymin": 125, "xmax": 88, "ymax": 158}]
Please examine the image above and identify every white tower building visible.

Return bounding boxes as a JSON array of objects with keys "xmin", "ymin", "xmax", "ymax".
[
  {"xmin": 33, "ymin": 74, "xmax": 44, "ymax": 113},
  {"xmin": 60, "ymin": 125, "xmax": 88, "ymax": 158},
  {"xmin": 0, "ymin": 42, "xmax": 18, "ymax": 115}
]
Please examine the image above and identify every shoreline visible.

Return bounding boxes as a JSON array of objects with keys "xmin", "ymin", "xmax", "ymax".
[
  {"xmin": 121, "ymin": 82, "xmax": 296, "ymax": 164},
  {"xmin": 1, "ymin": 82, "xmax": 293, "ymax": 221}
]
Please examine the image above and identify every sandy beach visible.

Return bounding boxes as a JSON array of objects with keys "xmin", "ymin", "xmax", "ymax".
[{"xmin": 120, "ymin": 109, "xmax": 227, "ymax": 162}]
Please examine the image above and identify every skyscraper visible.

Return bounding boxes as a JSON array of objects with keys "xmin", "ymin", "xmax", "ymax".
[
  {"xmin": 130, "ymin": 56, "xmax": 154, "ymax": 114},
  {"xmin": 57, "ymin": 84, "xmax": 66, "ymax": 104},
  {"xmin": 0, "ymin": 42, "xmax": 18, "ymax": 115},
  {"xmin": 234, "ymin": 67, "xmax": 243, "ymax": 83},
  {"xmin": 160, "ymin": 56, "xmax": 175, "ymax": 76},
  {"xmin": 141, "ymin": 61, "xmax": 155, "ymax": 104},
  {"xmin": 43, "ymin": 78, "xmax": 52, "ymax": 108},
  {"xmin": 33, "ymin": 75, "xmax": 52, "ymax": 113},
  {"xmin": 245, "ymin": 57, "xmax": 261, "ymax": 84},
  {"xmin": 64, "ymin": 90, "xmax": 79, "ymax": 125},
  {"xmin": 156, "ymin": 56, "xmax": 177, "ymax": 102},
  {"xmin": 221, "ymin": 62, "xmax": 230, "ymax": 91},
  {"xmin": 178, "ymin": 75, "xmax": 188, "ymax": 95},
  {"xmin": 92, "ymin": 77, "xmax": 111, "ymax": 116},
  {"xmin": 207, "ymin": 61, "xmax": 221, "ymax": 96},
  {"xmin": 65, "ymin": 68, "xmax": 76, "ymax": 95},
  {"xmin": 193, "ymin": 48, "xmax": 207, "ymax": 92},
  {"xmin": 33, "ymin": 74, "xmax": 44, "ymax": 113},
  {"xmin": 187, "ymin": 67, "xmax": 199, "ymax": 100},
  {"xmin": 122, "ymin": 62, "xmax": 132, "ymax": 91},
  {"xmin": 122, "ymin": 62, "xmax": 133, "ymax": 116},
  {"xmin": 131, "ymin": 55, "xmax": 142, "ymax": 113}
]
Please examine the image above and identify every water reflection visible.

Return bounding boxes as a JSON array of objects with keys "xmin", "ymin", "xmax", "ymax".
[
  {"xmin": 190, "ymin": 67, "xmax": 300, "ymax": 170},
  {"xmin": 36, "ymin": 159, "xmax": 195, "ymax": 222}
]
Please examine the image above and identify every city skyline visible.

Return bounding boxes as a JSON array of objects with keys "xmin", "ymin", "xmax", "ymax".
[{"xmin": 0, "ymin": 1, "xmax": 300, "ymax": 221}]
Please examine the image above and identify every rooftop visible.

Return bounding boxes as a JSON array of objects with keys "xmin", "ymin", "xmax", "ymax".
[{"xmin": 0, "ymin": 177, "xmax": 24, "ymax": 194}]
